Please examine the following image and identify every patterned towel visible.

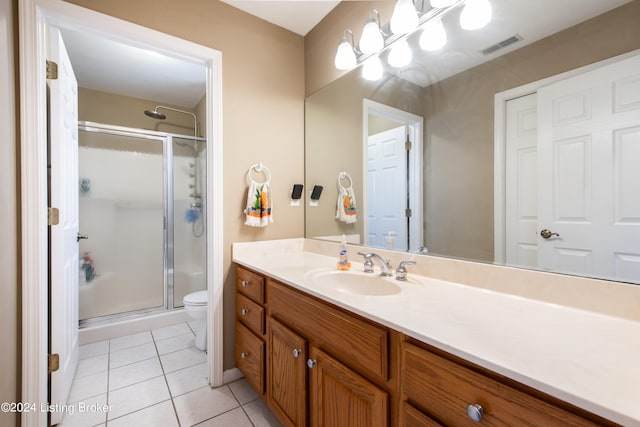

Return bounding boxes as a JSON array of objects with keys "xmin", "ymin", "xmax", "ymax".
[
  {"xmin": 245, "ymin": 181, "xmax": 273, "ymax": 227},
  {"xmin": 336, "ymin": 187, "xmax": 357, "ymax": 224}
]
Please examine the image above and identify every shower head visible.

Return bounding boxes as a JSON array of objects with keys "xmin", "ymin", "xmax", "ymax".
[{"xmin": 144, "ymin": 109, "xmax": 166, "ymax": 120}]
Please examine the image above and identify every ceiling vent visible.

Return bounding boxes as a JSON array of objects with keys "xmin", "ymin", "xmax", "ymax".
[{"xmin": 481, "ymin": 34, "xmax": 523, "ymax": 56}]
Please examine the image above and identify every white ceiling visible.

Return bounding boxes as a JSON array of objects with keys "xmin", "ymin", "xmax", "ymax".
[
  {"xmin": 59, "ymin": 0, "xmax": 631, "ymax": 107},
  {"xmin": 219, "ymin": 0, "xmax": 340, "ymax": 36}
]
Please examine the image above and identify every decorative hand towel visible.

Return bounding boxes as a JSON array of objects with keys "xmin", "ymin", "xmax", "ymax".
[
  {"xmin": 336, "ymin": 172, "xmax": 357, "ymax": 224},
  {"xmin": 245, "ymin": 164, "xmax": 273, "ymax": 227}
]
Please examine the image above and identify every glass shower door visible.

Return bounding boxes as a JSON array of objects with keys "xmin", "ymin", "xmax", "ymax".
[
  {"xmin": 172, "ymin": 136, "xmax": 206, "ymax": 308},
  {"xmin": 78, "ymin": 128, "xmax": 166, "ymax": 321}
]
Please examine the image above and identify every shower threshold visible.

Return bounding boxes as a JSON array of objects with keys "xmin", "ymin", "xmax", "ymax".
[{"xmin": 79, "ymin": 306, "xmax": 185, "ymax": 329}]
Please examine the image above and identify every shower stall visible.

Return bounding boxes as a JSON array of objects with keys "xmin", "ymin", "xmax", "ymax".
[{"xmin": 77, "ymin": 121, "xmax": 206, "ymax": 326}]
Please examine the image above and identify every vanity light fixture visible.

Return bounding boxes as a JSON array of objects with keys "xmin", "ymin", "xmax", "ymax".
[
  {"xmin": 387, "ymin": 39, "xmax": 413, "ymax": 68},
  {"xmin": 359, "ymin": 9, "xmax": 385, "ymax": 55},
  {"xmin": 332, "ymin": 0, "xmax": 492, "ymax": 75},
  {"xmin": 362, "ymin": 56, "xmax": 384, "ymax": 81},
  {"xmin": 460, "ymin": 0, "xmax": 492, "ymax": 30},
  {"xmin": 419, "ymin": 18, "xmax": 447, "ymax": 51},
  {"xmin": 334, "ymin": 29, "xmax": 358, "ymax": 70},
  {"xmin": 390, "ymin": 0, "xmax": 419, "ymax": 35}
]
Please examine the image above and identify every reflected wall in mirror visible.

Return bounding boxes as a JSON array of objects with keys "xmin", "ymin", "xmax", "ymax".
[{"xmin": 305, "ymin": 0, "xmax": 640, "ymax": 284}]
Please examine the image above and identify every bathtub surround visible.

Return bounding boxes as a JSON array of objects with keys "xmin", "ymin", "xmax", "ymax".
[{"xmin": 233, "ymin": 238, "xmax": 640, "ymax": 426}]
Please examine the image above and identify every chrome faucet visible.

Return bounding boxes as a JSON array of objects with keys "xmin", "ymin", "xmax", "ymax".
[
  {"xmin": 395, "ymin": 260, "xmax": 416, "ymax": 281},
  {"xmin": 357, "ymin": 252, "xmax": 393, "ymax": 276}
]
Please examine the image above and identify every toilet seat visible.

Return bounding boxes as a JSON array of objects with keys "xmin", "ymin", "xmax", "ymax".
[{"xmin": 183, "ymin": 290, "xmax": 207, "ymax": 306}]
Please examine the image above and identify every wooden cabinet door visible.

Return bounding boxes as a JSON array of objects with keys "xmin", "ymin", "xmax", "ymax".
[
  {"xmin": 268, "ymin": 318, "xmax": 308, "ymax": 427},
  {"xmin": 309, "ymin": 346, "xmax": 388, "ymax": 427}
]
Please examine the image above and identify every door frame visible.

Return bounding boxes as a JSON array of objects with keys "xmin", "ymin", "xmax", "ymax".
[
  {"xmin": 362, "ymin": 99, "xmax": 423, "ymax": 252},
  {"xmin": 18, "ymin": 1, "xmax": 224, "ymax": 425},
  {"xmin": 493, "ymin": 49, "xmax": 640, "ymax": 264}
]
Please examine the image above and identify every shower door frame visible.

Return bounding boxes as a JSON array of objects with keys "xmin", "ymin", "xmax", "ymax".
[{"xmin": 77, "ymin": 121, "xmax": 206, "ymax": 325}]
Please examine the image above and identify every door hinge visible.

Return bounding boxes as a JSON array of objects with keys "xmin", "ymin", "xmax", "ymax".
[
  {"xmin": 405, "ymin": 139, "xmax": 412, "ymax": 151},
  {"xmin": 48, "ymin": 354, "xmax": 60, "ymax": 373},
  {"xmin": 48, "ymin": 207, "xmax": 60, "ymax": 226},
  {"xmin": 405, "ymin": 208, "xmax": 412, "ymax": 217},
  {"xmin": 46, "ymin": 60, "xmax": 58, "ymax": 80}
]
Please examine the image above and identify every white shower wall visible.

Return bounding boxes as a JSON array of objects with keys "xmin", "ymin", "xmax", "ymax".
[{"xmin": 78, "ymin": 143, "xmax": 206, "ymax": 321}]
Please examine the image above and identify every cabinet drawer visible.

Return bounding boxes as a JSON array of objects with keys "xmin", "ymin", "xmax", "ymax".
[
  {"xmin": 268, "ymin": 279, "xmax": 389, "ymax": 381},
  {"xmin": 236, "ymin": 293, "xmax": 265, "ymax": 336},
  {"xmin": 236, "ymin": 321, "xmax": 265, "ymax": 395},
  {"xmin": 400, "ymin": 402, "xmax": 443, "ymax": 427},
  {"xmin": 236, "ymin": 266, "xmax": 265, "ymax": 304},
  {"xmin": 402, "ymin": 343, "xmax": 600, "ymax": 426}
]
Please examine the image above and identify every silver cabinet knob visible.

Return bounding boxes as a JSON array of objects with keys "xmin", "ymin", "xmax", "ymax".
[
  {"xmin": 307, "ymin": 358, "xmax": 317, "ymax": 369},
  {"xmin": 241, "ymin": 308, "xmax": 249, "ymax": 316},
  {"xmin": 241, "ymin": 280, "xmax": 249, "ymax": 287},
  {"xmin": 292, "ymin": 348, "xmax": 302, "ymax": 358},
  {"xmin": 466, "ymin": 403, "xmax": 484, "ymax": 422},
  {"xmin": 540, "ymin": 229, "xmax": 560, "ymax": 239},
  {"xmin": 241, "ymin": 352, "xmax": 249, "ymax": 359}
]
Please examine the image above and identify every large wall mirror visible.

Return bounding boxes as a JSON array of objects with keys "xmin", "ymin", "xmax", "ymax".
[{"xmin": 305, "ymin": 0, "xmax": 640, "ymax": 285}]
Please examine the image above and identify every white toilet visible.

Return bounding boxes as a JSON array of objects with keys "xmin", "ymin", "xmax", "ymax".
[{"xmin": 183, "ymin": 290, "xmax": 208, "ymax": 351}]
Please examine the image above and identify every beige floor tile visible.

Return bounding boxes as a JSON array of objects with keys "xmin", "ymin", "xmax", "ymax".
[
  {"xmin": 173, "ymin": 386, "xmax": 238, "ymax": 427},
  {"xmin": 108, "ymin": 400, "xmax": 178, "ymax": 427}
]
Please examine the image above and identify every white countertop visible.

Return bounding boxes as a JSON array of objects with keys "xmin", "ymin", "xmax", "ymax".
[{"xmin": 233, "ymin": 242, "xmax": 640, "ymax": 426}]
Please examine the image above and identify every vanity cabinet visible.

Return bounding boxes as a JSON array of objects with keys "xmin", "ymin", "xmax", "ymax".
[
  {"xmin": 267, "ymin": 277, "xmax": 394, "ymax": 427},
  {"xmin": 400, "ymin": 340, "xmax": 615, "ymax": 427},
  {"xmin": 235, "ymin": 266, "xmax": 267, "ymax": 395},
  {"xmin": 234, "ymin": 263, "xmax": 616, "ymax": 427},
  {"xmin": 267, "ymin": 318, "xmax": 308, "ymax": 426}
]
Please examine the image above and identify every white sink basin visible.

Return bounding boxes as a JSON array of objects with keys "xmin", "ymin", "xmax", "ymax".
[{"xmin": 306, "ymin": 270, "xmax": 402, "ymax": 296}]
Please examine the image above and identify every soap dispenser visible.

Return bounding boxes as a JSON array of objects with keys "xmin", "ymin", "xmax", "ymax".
[{"xmin": 336, "ymin": 234, "xmax": 351, "ymax": 271}]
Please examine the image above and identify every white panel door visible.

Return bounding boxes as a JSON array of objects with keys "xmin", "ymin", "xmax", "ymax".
[
  {"xmin": 49, "ymin": 27, "xmax": 79, "ymax": 425},
  {"xmin": 537, "ymin": 53, "xmax": 640, "ymax": 282},
  {"xmin": 367, "ymin": 126, "xmax": 408, "ymax": 250},
  {"xmin": 505, "ymin": 93, "xmax": 538, "ymax": 268}
]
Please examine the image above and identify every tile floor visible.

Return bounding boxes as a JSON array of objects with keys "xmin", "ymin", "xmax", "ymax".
[{"xmin": 59, "ymin": 322, "xmax": 282, "ymax": 427}]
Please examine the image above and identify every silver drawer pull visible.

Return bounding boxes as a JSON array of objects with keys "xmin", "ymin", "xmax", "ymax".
[
  {"xmin": 307, "ymin": 358, "xmax": 317, "ymax": 369},
  {"xmin": 241, "ymin": 280, "xmax": 249, "ymax": 287},
  {"xmin": 292, "ymin": 348, "xmax": 302, "ymax": 358},
  {"xmin": 466, "ymin": 403, "xmax": 484, "ymax": 422},
  {"xmin": 241, "ymin": 352, "xmax": 249, "ymax": 359},
  {"xmin": 241, "ymin": 308, "xmax": 249, "ymax": 316}
]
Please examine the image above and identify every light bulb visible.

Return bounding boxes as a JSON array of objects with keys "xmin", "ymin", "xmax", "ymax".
[
  {"xmin": 460, "ymin": 0, "xmax": 492, "ymax": 30},
  {"xmin": 390, "ymin": 0, "xmax": 419, "ymax": 35},
  {"xmin": 387, "ymin": 39, "xmax": 412, "ymax": 68},
  {"xmin": 359, "ymin": 18, "xmax": 384, "ymax": 54},
  {"xmin": 362, "ymin": 56, "xmax": 383, "ymax": 81},
  {"xmin": 430, "ymin": 0, "xmax": 456, "ymax": 7},
  {"xmin": 419, "ymin": 19, "xmax": 447, "ymax": 51},
  {"xmin": 334, "ymin": 37, "xmax": 357, "ymax": 70}
]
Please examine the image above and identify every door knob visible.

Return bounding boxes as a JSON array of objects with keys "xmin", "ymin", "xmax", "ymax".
[
  {"xmin": 76, "ymin": 233, "xmax": 88, "ymax": 242},
  {"xmin": 540, "ymin": 229, "xmax": 560, "ymax": 239}
]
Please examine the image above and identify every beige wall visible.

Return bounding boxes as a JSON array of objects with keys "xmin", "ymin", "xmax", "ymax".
[
  {"xmin": 78, "ymin": 87, "xmax": 200, "ymax": 136},
  {"xmin": 1, "ymin": 0, "xmax": 19, "ymax": 424}
]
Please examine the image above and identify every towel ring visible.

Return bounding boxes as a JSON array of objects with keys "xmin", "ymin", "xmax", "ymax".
[
  {"xmin": 248, "ymin": 162, "xmax": 271, "ymax": 184},
  {"xmin": 337, "ymin": 171, "xmax": 353, "ymax": 191}
]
